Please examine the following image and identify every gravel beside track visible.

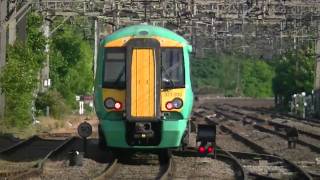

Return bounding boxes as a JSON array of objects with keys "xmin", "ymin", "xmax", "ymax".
[
  {"xmin": 216, "ymin": 128, "xmax": 256, "ymax": 153},
  {"xmin": 172, "ymin": 155, "xmax": 235, "ymax": 180},
  {"xmin": 42, "ymin": 158, "xmax": 107, "ymax": 179},
  {"xmin": 272, "ymin": 118, "xmax": 320, "ymax": 136},
  {"xmin": 107, "ymin": 153, "xmax": 165, "ymax": 180},
  {"xmin": 175, "ymin": 127, "xmax": 239, "ymax": 179}
]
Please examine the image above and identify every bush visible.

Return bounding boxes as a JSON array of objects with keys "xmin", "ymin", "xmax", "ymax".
[{"xmin": 35, "ymin": 90, "xmax": 70, "ymax": 119}]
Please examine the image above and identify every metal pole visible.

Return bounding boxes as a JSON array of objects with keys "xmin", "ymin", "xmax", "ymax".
[
  {"xmin": 0, "ymin": 0, "xmax": 8, "ymax": 119},
  {"xmin": 41, "ymin": 14, "xmax": 51, "ymax": 92},
  {"xmin": 83, "ymin": 137, "xmax": 87, "ymax": 157},
  {"xmin": 314, "ymin": 24, "xmax": 320, "ymax": 90},
  {"xmin": 93, "ymin": 18, "xmax": 98, "ymax": 79},
  {"xmin": 8, "ymin": 0, "xmax": 17, "ymax": 45}
]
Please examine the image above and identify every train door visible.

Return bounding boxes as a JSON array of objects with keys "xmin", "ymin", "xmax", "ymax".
[{"xmin": 130, "ymin": 48, "xmax": 156, "ymax": 118}]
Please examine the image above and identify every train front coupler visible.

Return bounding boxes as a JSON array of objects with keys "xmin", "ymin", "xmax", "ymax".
[{"xmin": 196, "ymin": 124, "xmax": 217, "ymax": 158}]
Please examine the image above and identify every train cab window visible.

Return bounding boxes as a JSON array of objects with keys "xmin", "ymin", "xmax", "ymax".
[
  {"xmin": 161, "ymin": 48, "xmax": 185, "ymax": 88},
  {"xmin": 104, "ymin": 48, "xmax": 126, "ymax": 89}
]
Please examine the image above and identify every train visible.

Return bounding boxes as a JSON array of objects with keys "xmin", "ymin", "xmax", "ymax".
[{"xmin": 94, "ymin": 24, "xmax": 215, "ymax": 156}]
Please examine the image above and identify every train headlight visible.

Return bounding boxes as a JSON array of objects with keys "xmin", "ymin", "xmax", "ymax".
[
  {"xmin": 114, "ymin": 102, "xmax": 122, "ymax": 110},
  {"xmin": 166, "ymin": 102, "xmax": 174, "ymax": 110},
  {"xmin": 104, "ymin": 98, "xmax": 116, "ymax": 109},
  {"xmin": 172, "ymin": 98, "xmax": 183, "ymax": 109},
  {"xmin": 166, "ymin": 98, "xmax": 183, "ymax": 110}
]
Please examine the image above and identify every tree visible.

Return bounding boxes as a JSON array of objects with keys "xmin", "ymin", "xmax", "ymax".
[
  {"xmin": 272, "ymin": 45, "xmax": 315, "ymax": 106},
  {"xmin": 50, "ymin": 25, "xmax": 93, "ymax": 107},
  {"xmin": 191, "ymin": 53, "xmax": 274, "ymax": 97},
  {"xmin": 0, "ymin": 12, "xmax": 45, "ymax": 127},
  {"xmin": 241, "ymin": 59, "xmax": 274, "ymax": 97}
]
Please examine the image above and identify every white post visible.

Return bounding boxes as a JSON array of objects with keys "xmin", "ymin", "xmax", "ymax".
[{"xmin": 79, "ymin": 101, "xmax": 84, "ymax": 115}]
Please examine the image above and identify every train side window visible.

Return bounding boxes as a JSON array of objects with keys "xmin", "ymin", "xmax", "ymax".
[
  {"xmin": 103, "ymin": 48, "xmax": 126, "ymax": 89},
  {"xmin": 161, "ymin": 48, "xmax": 185, "ymax": 88}
]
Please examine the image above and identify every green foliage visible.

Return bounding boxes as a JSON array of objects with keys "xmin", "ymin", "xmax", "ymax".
[
  {"xmin": 35, "ymin": 90, "xmax": 69, "ymax": 119},
  {"xmin": 241, "ymin": 59, "xmax": 274, "ymax": 97},
  {"xmin": 1, "ymin": 13, "xmax": 94, "ymax": 127},
  {"xmin": 26, "ymin": 12, "xmax": 46, "ymax": 54},
  {"xmin": 191, "ymin": 53, "xmax": 274, "ymax": 97},
  {"xmin": 272, "ymin": 45, "xmax": 315, "ymax": 104},
  {"xmin": 0, "ymin": 12, "xmax": 45, "ymax": 128},
  {"xmin": 50, "ymin": 25, "xmax": 93, "ymax": 107}
]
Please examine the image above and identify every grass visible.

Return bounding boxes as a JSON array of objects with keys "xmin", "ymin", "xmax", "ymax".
[{"xmin": 0, "ymin": 113, "xmax": 97, "ymax": 139}]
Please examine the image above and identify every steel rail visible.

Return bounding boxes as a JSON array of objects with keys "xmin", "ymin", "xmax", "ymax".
[
  {"xmin": 94, "ymin": 158, "xmax": 119, "ymax": 180},
  {"xmin": 159, "ymin": 155, "xmax": 172, "ymax": 180}
]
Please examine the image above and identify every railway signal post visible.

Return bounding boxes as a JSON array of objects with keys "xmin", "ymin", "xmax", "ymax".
[
  {"xmin": 196, "ymin": 124, "xmax": 217, "ymax": 158},
  {"xmin": 78, "ymin": 122, "xmax": 93, "ymax": 157}
]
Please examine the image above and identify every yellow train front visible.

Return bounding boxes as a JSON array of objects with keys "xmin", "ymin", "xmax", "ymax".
[{"xmin": 94, "ymin": 24, "xmax": 199, "ymax": 150}]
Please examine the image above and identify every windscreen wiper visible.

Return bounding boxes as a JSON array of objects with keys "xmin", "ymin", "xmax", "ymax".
[
  {"xmin": 161, "ymin": 65, "xmax": 175, "ymax": 88},
  {"xmin": 114, "ymin": 67, "xmax": 125, "ymax": 87}
]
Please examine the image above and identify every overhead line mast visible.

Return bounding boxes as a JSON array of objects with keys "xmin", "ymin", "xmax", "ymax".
[{"xmin": 2, "ymin": 0, "xmax": 320, "ymax": 117}]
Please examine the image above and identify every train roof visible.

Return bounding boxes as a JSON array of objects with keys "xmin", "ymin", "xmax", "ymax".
[{"xmin": 100, "ymin": 24, "xmax": 191, "ymax": 48}]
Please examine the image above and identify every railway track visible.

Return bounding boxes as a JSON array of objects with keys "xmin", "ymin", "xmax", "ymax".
[
  {"xmin": 193, "ymin": 108, "xmax": 314, "ymax": 180},
  {"xmin": 95, "ymin": 152, "xmax": 172, "ymax": 180},
  {"xmin": 215, "ymin": 105, "xmax": 320, "ymax": 153},
  {"xmin": 250, "ymin": 105, "xmax": 320, "ymax": 126},
  {"xmin": 95, "ymin": 112, "xmax": 245, "ymax": 180},
  {"xmin": 0, "ymin": 135, "xmax": 20, "ymax": 152},
  {"xmin": 224, "ymin": 104, "xmax": 320, "ymax": 129},
  {"xmin": 220, "ymin": 124, "xmax": 313, "ymax": 180},
  {"xmin": 210, "ymin": 107, "xmax": 320, "ymax": 179},
  {"xmin": 219, "ymin": 105, "xmax": 320, "ymax": 154},
  {"xmin": 229, "ymin": 151, "xmax": 311, "ymax": 180},
  {"xmin": 96, "ymin": 147, "xmax": 247, "ymax": 180},
  {"xmin": 0, "ymin": 134, "xmax": 75, "ymax": 179}
]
